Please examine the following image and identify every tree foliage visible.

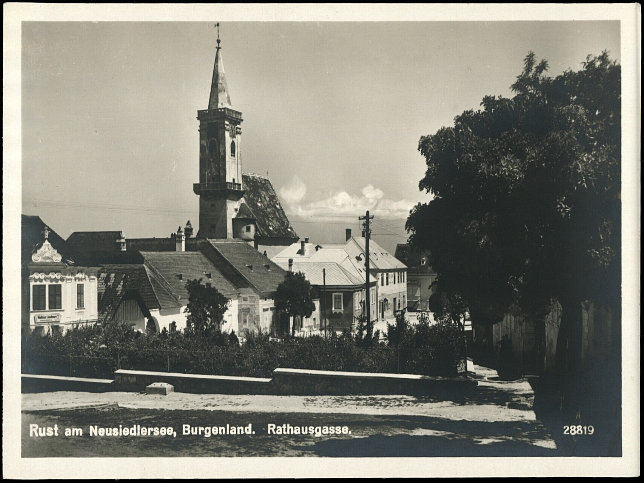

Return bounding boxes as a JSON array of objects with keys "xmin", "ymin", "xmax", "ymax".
[
  {"xmin": 407, "ymin": 52, "xmax": 620, "ymax": 340},
  {"xmin": 184, "ymin": 278, "xmax": 230, "ymax": 337},
  {"xmin": 274, "ymin": 271, "xmax": 316, "ymax": 336}
]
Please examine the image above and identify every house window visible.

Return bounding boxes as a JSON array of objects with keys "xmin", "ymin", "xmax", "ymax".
[
  {"xmin": 380, "ymin": 274, "xmax": 384, "ymax": 286},
  {"xmin": 230, "ymin": 141, "xmax": 236, "ymax": 157},
  {"xmin": 332, "ymin": 293, "xmax": 343, "ymax": 312},
  {"xmin": 33, "ymin": 285, "xmax": 46, "ymax": 311},
  {"xmin": 386, "ymin": 273, "xmax": 389, "ymax": 285},
  {"xmin": 245, "ymin": 225, "xmax": 251, "ymax": 233},
  {"xmin": 393, "ymin": 297, "xmax": 397, "ymax": 311},
  {"xmin": 421, "ymin": 258, "xmax": 427, "ymax": 266},
  {"xmin": 51, "ymin": 325, "xmax": 62, "ymax": 336},
  {"xmin": 76, "ymin": 284, "xmax": 85, "ymax": 309},
  {"xmin": 403, "ymin": 295, "xmax": 406, "ymax": 309},
  {"xmin": 48, "ymin": 284, "xmax": 62, "ymax": 310}
]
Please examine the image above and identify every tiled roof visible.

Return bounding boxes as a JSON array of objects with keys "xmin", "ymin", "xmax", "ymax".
[
  {"xmin": 284, "ymin": 261, "xmax": 365, "ymax": 287},
  {"xmin": 66, "ymin": 231, "xmax": 144, "ymax": 265},
  {"xmin": 234, "ymin": 202, "xmax": 255, "ymax": 220},
  {"xmin": 205, "ymin": 239, "xmax": 287, "ymax": 296},
  {"xmin": 394, "ymin": 243, "xmax": 410, "ymax": 264},
  {"xmin": 345, "ymin": 237, "xmax": 407, "ymax": 270},
  {"xmin": 97, "ymin": 264, "xmax": 181, "ymax": 322},
  {"xmin": 272, "ymin": 242, "xmax": 377, "ymax": 286},
  {"xmin": 140, "ymin": 251, "xmax": 238, "ymax": 299},
  {"xmin": 22, "ymin": 215, "xmax": 74, "ymax": 265},
  {"xmin": 394, "ymin": 243, "xmax": 436, "ymax": 274},
  {"xmin": 241, "ymin": 173, "xmax": 298, "ymax": 243}
]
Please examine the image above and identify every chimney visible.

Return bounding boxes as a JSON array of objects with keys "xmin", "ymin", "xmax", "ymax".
[
  {"xmin": 184, "ymin": 220, "xmax": 194, "ymax": 238},
  {"xmin": 305, "ymin": 237, "xmax": 309, "ymax": 243},
  {"xmin": 117, "ymin": 232, "xmax": 127, "ymax": 252},
  {"xmin": 176, "ymin": 226, "xmax": 185, "ymax": 252},
  {"xmin": 300, "ymin": 240, "xmax": 306, "ymax": 255},
  {"xmin": 345, "ymin": 228, "xmax": 352, "ymax": 241},
  {"xmin": 288, "ymin": 258, "xmax": 293, "ymax": 272}
]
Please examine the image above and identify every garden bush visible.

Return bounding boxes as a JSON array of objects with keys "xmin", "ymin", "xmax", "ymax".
[{"xmin": 22, "ymin": 315, "xmax": 466, "ymax": 379}]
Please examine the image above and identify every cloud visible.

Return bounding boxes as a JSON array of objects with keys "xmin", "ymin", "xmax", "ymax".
[
  {"xmin": 278, "ymin": 175, "xmax": 307, "ymax": 204},
  {"xmin": 279, "ymin": 181, "xmax": 427, "ymax": 221}
]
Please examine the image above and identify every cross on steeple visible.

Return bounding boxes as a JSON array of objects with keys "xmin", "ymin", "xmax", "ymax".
[{"xmin": 215, "ymin": 22, "xmax": 220, "ymax": 48}]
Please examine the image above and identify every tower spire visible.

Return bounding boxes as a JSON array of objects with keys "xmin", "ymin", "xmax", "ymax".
[{"xmin": 209, "ymin": 22, "xmax": 232, "ymax": 110}]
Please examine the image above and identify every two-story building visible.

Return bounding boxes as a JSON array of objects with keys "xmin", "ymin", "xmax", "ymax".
[
  {"xmin": 343, "ymin": 232, "xmax": 407, "ymax": 327},
  {"xmin": 22, "ymin": 216, "xmax": 98, "ymax": 335},
  {"xmin": 394, "ymin": 244, "xmax": 437, "ymax": 312},
  {"xmin": 272, "ymin": 238, "xmax": 376, "ymax": 335}
]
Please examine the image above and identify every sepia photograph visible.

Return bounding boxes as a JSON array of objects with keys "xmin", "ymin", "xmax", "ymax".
[{"xmin": 3, "ymin": 3, "xmax": 640, "ymax": 478}]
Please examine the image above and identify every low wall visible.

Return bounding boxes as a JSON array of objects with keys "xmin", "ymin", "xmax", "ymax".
[
  {"xmin": 114, "ymin": 369, "xmax": 274, "ymax": 395},
  {"xmin": 272, "ymin": 368, "xmax": 477, "ymax": 396},
  {"xmin": 22, "ymin": 374, "xmax": 116, "ymax": 393},
  {"xmin": 24, "ymin": 369, "xmax": 477, "ymax": 396}
]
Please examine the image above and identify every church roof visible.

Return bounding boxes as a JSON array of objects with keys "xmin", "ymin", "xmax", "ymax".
[
  {"xmin": 209, "ymin": 41, "xmax": 232, "ymax": 109},
  {"xmin": 241, "ymin": 173, "xmax": 298, "ymax": 243}
]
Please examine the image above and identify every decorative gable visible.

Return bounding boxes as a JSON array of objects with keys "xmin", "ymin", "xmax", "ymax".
[{"xmin": 31, "ymin": 236, "xmax": 62, "ymax": 263}]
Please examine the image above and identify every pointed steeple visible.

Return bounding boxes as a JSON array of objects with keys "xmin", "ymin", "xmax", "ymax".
[{"xmin": 208, "ymin": 25, "xmax": 232, "ymax": 110}]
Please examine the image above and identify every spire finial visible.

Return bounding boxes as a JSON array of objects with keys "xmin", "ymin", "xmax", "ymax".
[{"xmin": 215, "ymin": 22, "xmax": 220, "ymax": 49}]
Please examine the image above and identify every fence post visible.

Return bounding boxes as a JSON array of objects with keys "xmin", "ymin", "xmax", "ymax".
[
  {"xmin": 69, "ymin": 354, "xmax": 73, "ymax": 376},
  {"xmin": 167, "ymin": 352, "xmax": 170, "ymax": 373},
  {"xmin": 117, "ymin": 351, "xmax": 120, "ymax": 370}
]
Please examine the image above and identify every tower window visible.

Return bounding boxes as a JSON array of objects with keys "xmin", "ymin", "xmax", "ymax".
[{"xmin": 230, "ymin": 141, "xmax": 236, "ymax": 157}]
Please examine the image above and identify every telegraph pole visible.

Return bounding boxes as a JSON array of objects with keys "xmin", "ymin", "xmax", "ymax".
[
  {"xmin": 322, "ymin": 267, "xmax": 327, "ymax": 338},
  {"xmin": 359, "ymin": 210, "xmax": 374, "ymax": 339}
]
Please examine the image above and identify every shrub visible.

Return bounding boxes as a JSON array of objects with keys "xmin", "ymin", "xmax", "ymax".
[{"xmin": 21, "ymin": 316, "xmax": 466, "ymax": 378}]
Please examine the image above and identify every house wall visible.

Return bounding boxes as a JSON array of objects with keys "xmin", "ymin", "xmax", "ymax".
[
  {"xmin": 375, "ymin": 269, "xmax": 407, "ymax": 321},
  {"xmin": 238, "ymin": 290, "xmax": 259, "ymax": 336},
  {"xmin": 28, "ymin": 270, "xmax": 98, "ymax": 334},
  {"xmin": 320, "ymin": 289, "xmax": 355, "ymax": 332},
  {"xmin": 258, "ymin": 298, "xmax": 277, "ymax": 333},
  {"xmin": 295, "ymin": 299, "xmax": 321, "ymax": 335},
  {"xmin": 406, "ymin": 271, "xmax": 436, "ymax": 311}
]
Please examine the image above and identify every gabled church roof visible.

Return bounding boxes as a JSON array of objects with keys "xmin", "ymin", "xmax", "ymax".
[{"xmin": 241, "ymin": 173, "xmax": 298, "ymax": 244}]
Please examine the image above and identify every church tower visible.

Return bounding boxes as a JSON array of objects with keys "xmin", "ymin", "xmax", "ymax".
[{"xmin": 193, "ymin": 29, "xmax": 244, "ymax": 238}]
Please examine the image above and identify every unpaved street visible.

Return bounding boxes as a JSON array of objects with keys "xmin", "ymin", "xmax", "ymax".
[{"xmin": 22, "ymin": 364, "xmax": 557, "ymax": 457}]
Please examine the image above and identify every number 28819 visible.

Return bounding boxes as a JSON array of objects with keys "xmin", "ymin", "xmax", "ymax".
[{"xmin": 563, "ymin": 425, "xmax": 594, "ymax": 435}]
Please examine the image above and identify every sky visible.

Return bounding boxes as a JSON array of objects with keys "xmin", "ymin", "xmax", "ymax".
[{"xmin": 21, "ymin": 20, "xmax": 620, "ymax": 254}]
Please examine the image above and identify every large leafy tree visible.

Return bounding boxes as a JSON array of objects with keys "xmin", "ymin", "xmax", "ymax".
[
  {"xmin": 275, "ymin": 271, "xmax": 316, "ymax": 336},
  {"xmin": 407, "ymin": 52, "xmax": 620, "ymax": 371},
  {"xmin": 184, "ymin": 278, "xmax": 230, "ymax": 337}
]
